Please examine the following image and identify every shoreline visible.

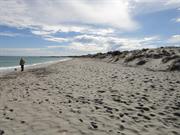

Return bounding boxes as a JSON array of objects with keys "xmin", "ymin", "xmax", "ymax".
[{"xmin": 0, "ymin": 57, "xmax": 72, "ymax": 77}]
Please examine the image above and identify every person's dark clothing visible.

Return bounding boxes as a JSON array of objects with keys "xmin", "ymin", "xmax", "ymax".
[
  {"xmin": 21, "ymin": 65, "xmax": 24, "ymax": 71},
  {"xmin": 19, "ymin": 58, "xmax": 25, "ymax": 72}
]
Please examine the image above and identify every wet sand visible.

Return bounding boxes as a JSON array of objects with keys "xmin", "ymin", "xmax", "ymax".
[{"xmin": 0, "ymin": 58, "xmax": 180, "ymax": 135}]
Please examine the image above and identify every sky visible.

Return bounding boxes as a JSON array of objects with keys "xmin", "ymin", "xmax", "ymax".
[{"xmin": 0, "ymin": 0, "xmax": 180, "ymax": 56}]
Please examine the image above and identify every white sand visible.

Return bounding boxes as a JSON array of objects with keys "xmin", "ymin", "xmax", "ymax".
[{"xmin": 0, "ymin": 58, "xmax": 180, "ymax": 135}]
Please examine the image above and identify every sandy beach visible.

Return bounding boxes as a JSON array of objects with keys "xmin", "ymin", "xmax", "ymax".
[{"xmin": 0, "ymin": 58, "xmax": 180, "ymax": 135}]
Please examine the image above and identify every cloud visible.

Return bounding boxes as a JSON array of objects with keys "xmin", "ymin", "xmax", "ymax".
[
  {"xmin": 0, "ymin": 0, "xmax": 138, "ymax": 31},
  {"xmin": 68, "ymin": 42, "xmax": 106, "ymax": 53},
  {"xmin": 0, "ymin": 0, "xmax": 179, "ymax": 56},
  {"xmin": 168, "ymin": 35, "xmax": 180, "ymax": 43},
  {"xmin": 0, "ymin": 48, "xmax": 48, "ymax": 56},
  {"xmin": 0, "ymin": 0, "xmax": 179, "ymax": 32},
  {"xmin": 0, "ymin": 32, "xmax": 22, "ymax": 37},
  {"xmin": 129, "ymin": 0, "xmax": 180, "ymax": 15},
  {"xmin": 0, "ymin": 0, "xmax": 178, "ymax": 39},
  {"xmin": 0, "ymin": 47, "xmax": 72, "ymax": 56},
  {"xmin": 166, "ymin": 0, "xmax": 180, "ymax": 5},
  {"xmin": 0, "ymin": 0, "xmax": 179, "ymax": 35},
  {"xmin": 0, "ymin": 47, "xmax": 99, "ymax": 56},
  {"xmin": 176, "ymin": 18, "xmax": 180, "ymax": 22},
  {"xmin": 0, "ymin": 35, "xmax": 175, "ymax": 56},
  {"xmin": 44, "ymin": 36, "xmax": 69, "ymax": 43},
  {"xmin": 46, "ymin": 35, "xmax": 160, "ymax": 53}
]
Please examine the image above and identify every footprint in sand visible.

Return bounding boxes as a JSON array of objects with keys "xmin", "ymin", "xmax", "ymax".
[
  {"xmin": 90, "ymin": 122, "xmax": 98, "ymax": 129},
  {"xmin": 0, "ymin": 130, "xmax": 4, "ymax": 135}
]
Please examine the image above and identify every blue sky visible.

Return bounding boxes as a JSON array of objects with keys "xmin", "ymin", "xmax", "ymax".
[{"xmin": 0, "ymin": 0, "xmax": 180, "ymax": 56}]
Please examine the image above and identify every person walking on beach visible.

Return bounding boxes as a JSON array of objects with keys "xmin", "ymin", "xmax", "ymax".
[{"xmin": 19, "ymin": 57, "xmax": 25, "ymax": 71}]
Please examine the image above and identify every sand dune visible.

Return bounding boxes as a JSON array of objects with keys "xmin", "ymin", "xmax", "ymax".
[
  {"xmin": 0, "ymin": 58, "xmax": 180, "ymax": 135},
  {"xmin": 78, "ymin": 47, "xmax": 180, "ymax": 72}
]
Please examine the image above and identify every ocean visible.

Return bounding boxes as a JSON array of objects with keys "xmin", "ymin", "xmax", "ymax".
[{"xmin": 0, "ymin": 56, "xmax": 69, "ymax": 72}]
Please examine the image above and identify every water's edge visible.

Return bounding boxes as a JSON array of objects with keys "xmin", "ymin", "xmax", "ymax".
[{"xmin": 0, "ymin": 58, "xmax": 72, "ymax": 76}]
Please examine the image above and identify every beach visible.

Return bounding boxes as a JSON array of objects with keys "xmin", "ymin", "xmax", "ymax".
[{"xmin": 0, "ymin": 58, "xmax": 180, "ymax": 135}]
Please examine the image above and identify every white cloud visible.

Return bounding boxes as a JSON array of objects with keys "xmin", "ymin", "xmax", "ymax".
[
  {"xmin": 143, "ymin": 36, "xmax": 160, "ymax": 41},
  {"xmin": 0, "ymin": 47, "xmax": 72, "ymax": 56},
  {"xmin": 0, "ymin": 32, "xmax": 22, "ymax": 37},
  {"xmin": 0, "ymin": 35, "xmax": 174, "ymax": 56},
  {"xmin": 0, "ymin": 0, "xmax": 179, "ymax": 55},
  {"xmin": 176, "ymin": 18, "xmax": 180, "ymax": 22},
  {"xmin": 47, "ymin": 46, "xmax": 66, "ymax": 49},
  {"xmin": 129, "ymin": 0, "xmax": 180, "ymax": 15},
  {"xmin": 44, "ymin": 36, "xmax": 69, "ymax": 43},
  {"xmin": 0, "ymin": 0, "xmax": 179, "ymax": 35},
  {"xmin": 31, "ymin": 30, "xmax": 54, "ymax": 36},
  {"xmin": 0, "ymin": 0, "xmax": 179, "ymax": 32},
  {"xmin": 0, "ymin": 48, "xmax": 49, "ymax": 56},
  {"xmin": 46, "ymin": 35, "xmax": 161, "ymax": 53},
  {"xmin": 0, "ymin": 47, "xmax": 98, "ymax": 56},
  {"xmin": 68, "ymin": 42, "xmax": 106, "ymax": 53},
  {"xmin": 166, "ymin": 0, "xmax": 180, "ymax": 5},
  {"xmin": 0, "ymin": 0, "xmax": 138, "ymax": 31},
  {"xmin": 168, "ymin": 35, "xmax": 180, "ymax": 43},
  {"xmin": 0, "ymin": 0, "xmax": 178, "ymax": 38}
]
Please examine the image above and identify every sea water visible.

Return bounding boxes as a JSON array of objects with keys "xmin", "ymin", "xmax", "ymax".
[{"xmin": 0, "ymin": 56, "xmax": 70, "ymax": 72}]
